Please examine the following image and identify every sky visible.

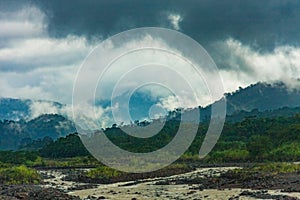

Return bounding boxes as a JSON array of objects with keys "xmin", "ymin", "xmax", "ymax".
[{"xmin": 0, "ymin": 0, "xmax": 300, "ymax": 124}]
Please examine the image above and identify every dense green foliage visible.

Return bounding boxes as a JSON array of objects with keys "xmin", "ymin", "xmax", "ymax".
[
  {"xmin": 82, "ymin": 163, "xmax": 190, "ymax": 183},
  {"xmin": 0, "ymin": 114, "xmax": 298, "ymax": 185},
  {"xmin": 252, "ymin": 162, "xmax": 300, "ymax": 174},
  {"xmin": 196, "ymin": 115, "xmax": 300, "ymax": 163},
  {"xmin": 18, "ymin": 136, "xmax": 53, "ymax": 151},
  {"xmin": 104, "ymin": 120, "xmax": 179, "ymax": 153},
  {"xmin": 86, "ymin": 166, "xmax": 121, "ymax": 179},
  {"xmin": 107, "ymin": 114, "xmax": 300, "ymax": 163},
  {"xmin": 231, "ymin": 162, "xmax": 300, "ymax": 175},
  {"xmin": 39, "ymin": 134, "xmax": 90, "ymax": 158},
  {"xmin": 42, "ymin": 156, "xmax": 100, "ymax": 167},
  {"xmin": 0, "ymin": 165, "xmax": 41, "ymax": 184},
  {"xmin": 0, "ymin": 151, "xmax": 43, "ymax": 166},
  {"xmin": 34, "ymin": 114, "xmax": 300, "ymax": 163},
  {"xmin": 0, "ymin": 114, "xmax": 300, "ymax": 165},
  {"xmin": 0, "ymin": 114, "xmax": 75, "ymax": 150}
]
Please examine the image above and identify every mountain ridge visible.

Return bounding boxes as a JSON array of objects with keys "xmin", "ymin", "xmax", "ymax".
[
  {"xmin": 1, "ymin": 81, "xmax": 300, "ymax": 122},
  {"xmin": 1, "ymin": 81, "xmax": 300, "ymax": 150}
]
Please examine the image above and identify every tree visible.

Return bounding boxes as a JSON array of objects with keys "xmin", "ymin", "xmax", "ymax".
[{"xmin": 247, "ymin": 135, "xmax": 273, "ymax": 160}]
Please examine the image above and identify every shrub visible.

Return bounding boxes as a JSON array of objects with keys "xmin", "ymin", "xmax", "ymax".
[
  {"xmin": 0, "ymin": 165, "xmax": 41, "ymax": 184},
  {"xmin": 207, "ymin": 149, "xmax": 249, "ymax": 163},
  {"xmin": 268, "ymin": 142, "xmax": 300, "ymax": 161},
  {"xmin": 86, "ymin": 166, "xmax": 121, "ymax": 179}
]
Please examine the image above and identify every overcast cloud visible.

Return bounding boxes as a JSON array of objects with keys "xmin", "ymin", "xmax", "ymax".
[{"xmin": 0, "ymin": 0, "xmax": 300, "ymax": 124}]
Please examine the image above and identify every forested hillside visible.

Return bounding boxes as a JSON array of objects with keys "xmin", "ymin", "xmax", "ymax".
[
  {"xmin": 21, "ymin": 114, "xmax": 300, "ymax": 163},
  {"xmin": 0, "ymin": 114, "xmax": 75, "ymax": 150}
]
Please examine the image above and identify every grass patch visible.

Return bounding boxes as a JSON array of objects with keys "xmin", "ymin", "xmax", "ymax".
[
  {"xmin": 252, "ymin": 162, "xmax": 300, "ymax": 174},
  {"xmin": 76, "ymin": 163, "xmax": 192, "ymax": 184},
  {"xmin": 86, "ymin": 166, "xmax": 121, "ymax": 179},
  {"xmin": 229, "ymin": 162, "xmax": 300, "ymax": 177},
  {"xmin": 42, "ymin": 156, "xmax": 101, "ymax": 167},
  {"xmin": 0, "ymin": 165, "xmax": 41, "ymax": 184}
]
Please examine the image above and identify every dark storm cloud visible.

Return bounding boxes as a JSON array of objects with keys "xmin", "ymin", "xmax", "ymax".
[
  {"xmin": 31, "ymin": 0, "xmax": 300, "ymax": 51},
  {"xmin": 1, "ymin": 0, "xmax": 300, "ymax": 107}
]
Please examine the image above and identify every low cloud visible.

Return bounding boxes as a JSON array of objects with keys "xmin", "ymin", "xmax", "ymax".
[
  {"xmin": 167, "ymin": 13, "xmax": 183, "ymax": 31},
  {"xmin": 28, "ymin": 100, "xmax": 115, "ymax": 129},
  {"xmin": 213, "ymin": 38, "xmax": 300, "ymax": 92},
  {"xmin": 1, "ymin": 4, "xmax": 300, "ymax": 128},
  {"xmin": 29, "ymin": 101, "xmax": 59, "ymax": 119},
  {"xmin": 0, "ymin": 5, "xmax": 96, "ymax": 104}
]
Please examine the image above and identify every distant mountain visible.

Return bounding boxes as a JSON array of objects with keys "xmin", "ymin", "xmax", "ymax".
[
  {"xmin": 226, "ymin": 107, "xmax": 300, "ymax": 123},
  {"xmin": 0, "ymin": 114, "xmax": 76, "ymax": 150},
  {"xmin": 198, "ymin": 82, "xmax": 300, "ymax": 121},
  {"xmin": 1, "ymin": 81, "xmax": 300, "ymax": 122},
  {"xmin": 0, "ymin": 98, "xmax": 31, "ymax": 120},
  {"xmin": 225, "ymin": 82, "xmax": 300, "ymax": 114},
  {"xmin": 0, "ymin": 98, "xmax": 63, "ymax": 121},
  {"xmin": 1, "ymin": 81, "xmax": 300, "ymax": 150},
  {"xmin": 96, "ymin": 91, "xmax": 165, "ymax": 123}
]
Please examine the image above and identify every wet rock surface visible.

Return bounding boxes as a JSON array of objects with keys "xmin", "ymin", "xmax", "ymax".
[
  {"xmin": 68, "ymin": 167, "xmax": 300, "ymax": 199},
  {"xmin": 0, "ymin": 185, "xmax": 81, "ymax": 200},
  {"xmin": 202, "ymin": 171, "xmax": 300, "ymax": 192},
  {"xmin": 155, "ymin": 167, "xmax": 300, "ymax": 193},
  {"xmin": 63, "ymin": 166, "xmax": 192, "ymax": 184},
  {"xmin": 232, "ymin": 190, "xmax": 299, "ymax": 200}
]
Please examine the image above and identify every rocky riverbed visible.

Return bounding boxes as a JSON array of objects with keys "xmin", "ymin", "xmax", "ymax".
[
  {"xmin": 1, "ymin": 166, "xmax": 300, "ymax": 200},
  {"xmin": 68, "ymin": 167, "xmax": 300, "ymax": 200}
]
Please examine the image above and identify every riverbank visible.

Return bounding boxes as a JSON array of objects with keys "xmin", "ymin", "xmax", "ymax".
[
  {"xmin": 68, "ymin": 166, "xmax": 300, "ymax": 200},
  {"xmin": 1, "ymin": 163, "xmax": 300, "ymax": 199}
]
